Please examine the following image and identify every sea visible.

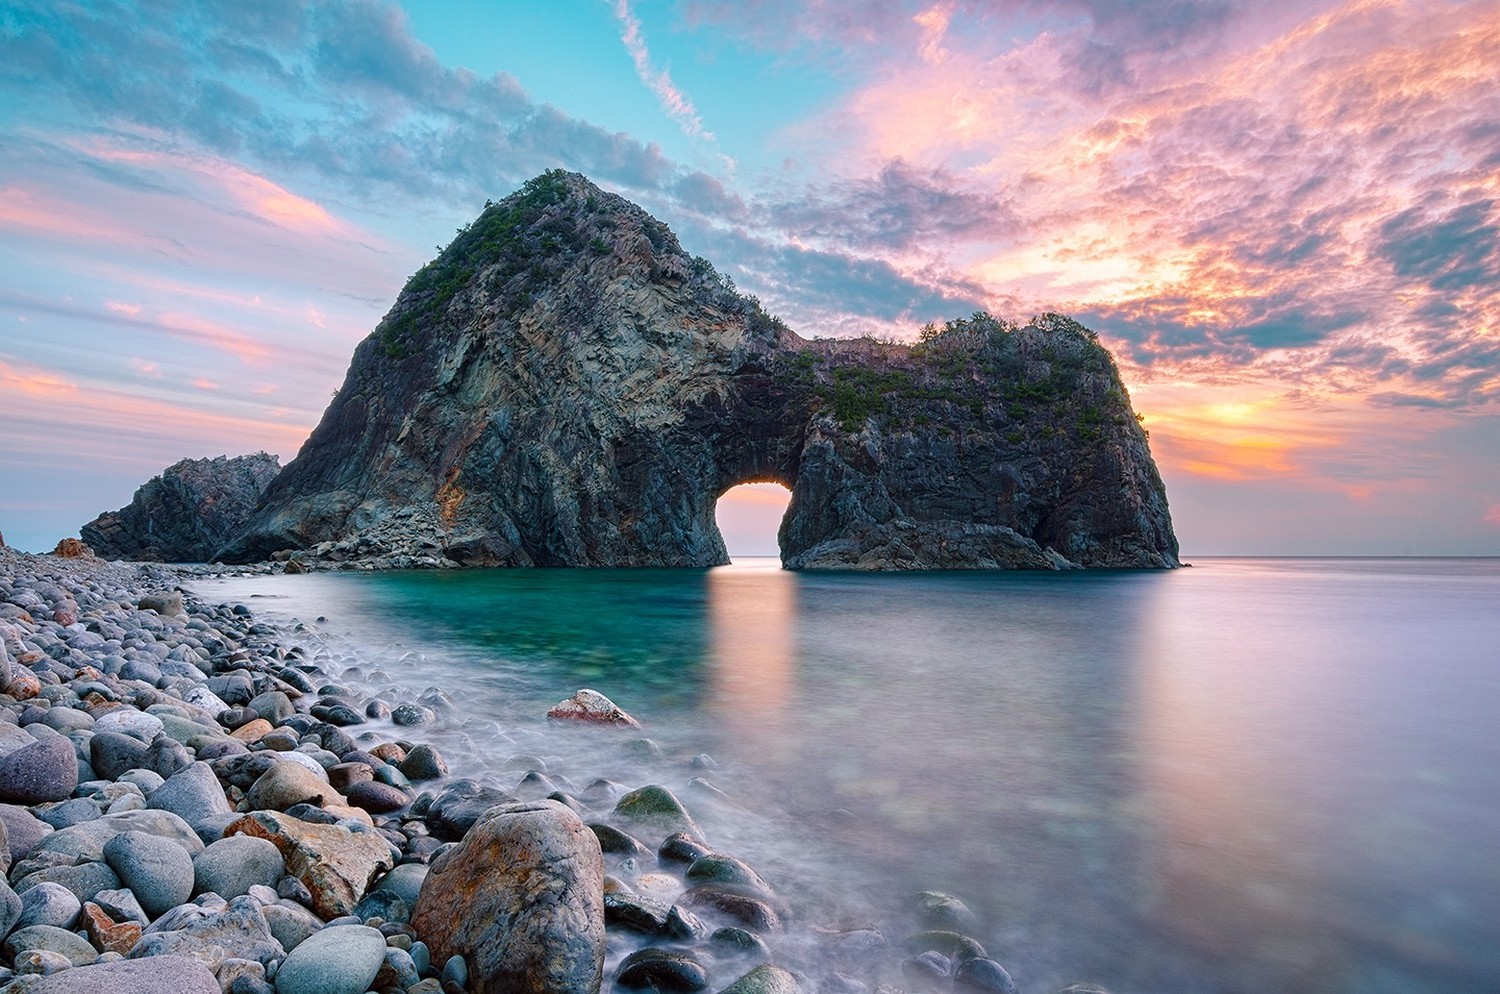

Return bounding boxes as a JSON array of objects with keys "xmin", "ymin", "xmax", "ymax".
[{"xmin": 190, "ymin": 557, "xmax": 1500, "ymax": 994}]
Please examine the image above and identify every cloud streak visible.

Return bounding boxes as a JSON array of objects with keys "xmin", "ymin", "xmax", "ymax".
[{"xmin": 610, "ymin": 0, "xmax": 717, "ymax": 143}]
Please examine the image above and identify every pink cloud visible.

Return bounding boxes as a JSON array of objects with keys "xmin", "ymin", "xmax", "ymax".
[
  {"xmin": 0, "ymin": 358, "xmax": 78, "ymax": 398},
  {"xmin": 1485, "ymin": 504, "xmax": 1500, "ymax": 526},
  {"xmin": 156, "ymin": 312, "xmax": 273, "ymax": 367},
  {"xmin": 191, "ymin": 377, "xmax": 219, "ymax": 391},
  {"xmin": 105, "ymin": 300, "xmax": 141, "ymax": 316}
]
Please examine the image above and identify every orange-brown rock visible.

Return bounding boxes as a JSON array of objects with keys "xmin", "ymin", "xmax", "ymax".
[
  {"xmin": 229, "ymin": 719, "xmax": 274, "ymax": 743},
  {"xmin": 412, "ymin": 800, "xmax": 605, "ymax": 994},
  {"xmin": 81, "ymin": 901, "xmax": 142, "ymax": 955},
  {"xmin": 50, "ymin": 538, "xmax": 93, "ymax": 558},
  {"xmin": 227, "ymin": 811, "xmax": 392, "ymax": 919}
]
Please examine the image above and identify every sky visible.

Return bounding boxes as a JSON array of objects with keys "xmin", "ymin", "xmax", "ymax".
[{"xmin": 0, "ymin": 0, "xmax": 1497, "ymax": 557}]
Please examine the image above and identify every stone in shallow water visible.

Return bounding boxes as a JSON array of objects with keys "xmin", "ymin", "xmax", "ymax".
[
  {"xmin": 613, "ymin": 784, "xmax": 702, "ymax": 844},
  {"xmin": 412, "ymin": 800, "xmax": 604, "ymax": 994},
  {"xmin": 346, "ymin": 780, "xmax": 409, "ymax": 814},
  {"xmin": 547, "ymin": 688, "xmax": 641, "ymax": 728},
  {"xmin": 398, "ymin": 743, "xmax": 447, "ymax": 781},
  {"xmin": 716, "ymin": 964, "xmax": 803, "ymax": 994},
  {"xmin": 914, "ymin": 890, "xmax": 976, "ymax": 931},
  {"xmin": 905, "ymin": 930, "xmax": 987, "ymax": 964},
  {"xmin": 615, "ymin": 947, "xmax": 710, "ymax": 992},
  {"xmin": 273, "ymin": 922, "xmax": 386, "ymax": 994},
  {"xmin": 952, "ymin": 957, "xmax": 1021, "ymax": 994}
]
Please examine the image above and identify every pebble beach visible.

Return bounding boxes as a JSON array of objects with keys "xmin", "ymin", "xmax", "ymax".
[{"xmin": 0, "ymin": 545, "xmax": 1050, "ymax": 994}]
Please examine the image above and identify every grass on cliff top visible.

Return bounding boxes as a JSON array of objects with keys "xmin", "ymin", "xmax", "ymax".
[
  {"xmin": 377, "ymin": 171, "xmax": 583, "ymax": 359},
  {"xmin": 794, "ymin": 311, "xmax": 1129, "ymax": 434}
]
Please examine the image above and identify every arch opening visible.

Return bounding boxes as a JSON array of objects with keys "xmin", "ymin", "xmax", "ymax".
[{"xmin": 714, "ymin": 481, "xmax": 793, "ymax": 561}]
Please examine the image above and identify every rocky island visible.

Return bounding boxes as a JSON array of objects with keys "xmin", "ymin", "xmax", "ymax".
[{"xmin": 209, "ymin": 171, "xmax": 1177, "ymax": 571}]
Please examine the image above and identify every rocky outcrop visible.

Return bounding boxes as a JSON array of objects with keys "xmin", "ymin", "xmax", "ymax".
[
  {"xmin": 222, "ymin": 171, "xmax": 1177, "ymax": 570},
  {"xmin": 83, "ymin": 454, "xmax": 280, "ymax": 563}
]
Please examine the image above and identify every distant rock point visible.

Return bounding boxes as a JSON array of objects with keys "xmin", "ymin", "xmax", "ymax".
[{"xmin": 83, "ymin": 453, "xmax": 280, "ymax": 563}]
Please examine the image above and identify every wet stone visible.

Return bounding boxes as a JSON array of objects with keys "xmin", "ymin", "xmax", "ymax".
[
  {"xmin": 616, "ymin": 947, "xmax": 710, "ymax": 992},
  {"xmin": 591, "ymin": 823, "xmax": 650, "ymax": 856},
  {"xmin": 398, "ymin": 743, "xmax": 447, "ymax": 781},
  {"xmin": 659, "ymin": 832, "xmax": 713, "ymax": 867},
  {"xmin": 717, "ymin": 964, "xmax": 803, "ymax": 994},
  {"xmin": 952, "ymin": 957, "xmax": 1021, "ymax": 994},
  {"xmin": 604, "ymin": 891, "xmax": 672, "ymax": 934},
  {"xmin": 709, "ymin": 927, "xmax": 770, "ymax": 963}
]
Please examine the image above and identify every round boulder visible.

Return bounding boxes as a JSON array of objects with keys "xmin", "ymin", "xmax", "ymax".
[
  {"xmin": 0, "ymin": 736, "xmax": 79, "ymax": 804},
  {"xmin": 194, "ymin": 835, "xmax": 285, "ymax": 899},
  {"xmin": 103, "ymin": 830, "xmax": 195, "ymax": 918},
  {"xmin": 274, "ymin": 922, "xmax": 386, "ymax": 994},
  {"xmin": 412, "ymin": 800, "xmax": 605, "ymax": 994}
]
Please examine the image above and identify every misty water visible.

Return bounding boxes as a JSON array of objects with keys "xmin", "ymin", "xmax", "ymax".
[{"xmin": 192, "ymin": 558, "xmax": 1500, "ymax": 994}]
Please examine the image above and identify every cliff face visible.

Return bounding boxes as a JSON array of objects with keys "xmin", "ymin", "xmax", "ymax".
[
  {"xmin": 221, "ymin": 171, "xmax": 1177, "ymax": 570},
  {"xmin": 83, "ymin": 453, "xmax": 280, "ymax": 562}
]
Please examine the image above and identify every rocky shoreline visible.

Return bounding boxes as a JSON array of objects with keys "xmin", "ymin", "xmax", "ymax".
[{"xmin": 0, "ymin": 546, "xmax": 1095, "ymax": 994}]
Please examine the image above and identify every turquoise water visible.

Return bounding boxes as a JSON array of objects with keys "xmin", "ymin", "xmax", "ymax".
[{"xmin": 193, "ymin": 558, "xmax": 1500, "ymax": 994}]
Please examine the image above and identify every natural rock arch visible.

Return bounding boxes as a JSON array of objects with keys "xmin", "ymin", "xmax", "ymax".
[{"xmin": 222, "ymin": 172, "xmax": 1178, "ymax": 570}]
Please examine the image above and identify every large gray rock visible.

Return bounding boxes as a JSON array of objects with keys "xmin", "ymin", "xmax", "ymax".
[
  {"xmin": 4, "ymin": 923, "xmax": 99, "ymax": 966},
  {"xmin": 0, "ymin": 735, "xmax": 78, "ymax": 804},
  {"xmin": 194, "ymin": 834, "xmax": 285, "ymax": 899},
  {"xmin": 12, "ymin": 954, "xmax": 220, "ymax": 994},
  {"xmin": 218, "ymin": 172, "xmax": 1177, "ymax": 571},
  {"xmin": 273, "ymin": 922, "xmax": 386, "ymax": 994},
  {"xmin": 15, "ymin": 881, "xmax": 81, "ymax": 930},
  {"xmin": 89, "ymin": 730, "xmax": 149, "ymax": 781},
  {"xmin": 103, "ymin": 829, "xmax": 195, "ymax": 918},
  {"xmin": 81, "ymin": 453, "xmax": 281, "ymax": 563},
  {"xmin": 411, "ymin": 799, "xmax": 605, "ymax": 994},
  {"xmin": 148, "ymin": 761, "xmax": 233, "ymax": 834},
  {"xmin": 0, "ymin": 803, "xmax": 54, "ymax": 864},
  {"xmin": 128, "ymin": 894, "xmax": 284, "ymax": 970}
]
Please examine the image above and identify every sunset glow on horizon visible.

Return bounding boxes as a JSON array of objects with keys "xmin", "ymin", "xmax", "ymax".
[{"xmin": 1, "ymin": 0, "xmax": 1496, "ymax": 555}]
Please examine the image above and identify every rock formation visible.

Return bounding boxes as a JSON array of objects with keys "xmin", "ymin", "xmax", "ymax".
[
  {"xmin": 83, "ymin": 454, "xmax": 280, "ymax": 563},
  {"xmin": 221, "ymin": 171, "xmax": 1178, "ymax": 569}
]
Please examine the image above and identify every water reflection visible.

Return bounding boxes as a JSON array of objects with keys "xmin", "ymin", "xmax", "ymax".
[{"xmin": 706, "ymin": 559, "xmax": 797, "ymax": 754}]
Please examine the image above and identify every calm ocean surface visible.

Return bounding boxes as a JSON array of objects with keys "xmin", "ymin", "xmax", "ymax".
[{"xmin": 192, "ymin": 557, "xmax": 1500, "ymax": 994}]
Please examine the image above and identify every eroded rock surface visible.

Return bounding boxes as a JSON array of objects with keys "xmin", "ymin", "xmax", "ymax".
[
  {"xmin": 221, "ymin": 171, "xmax": 1177, "ymax": 570},
  {"xmin": 82, "ymin": 453, "xmax": 280, "ymax": 563}
]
